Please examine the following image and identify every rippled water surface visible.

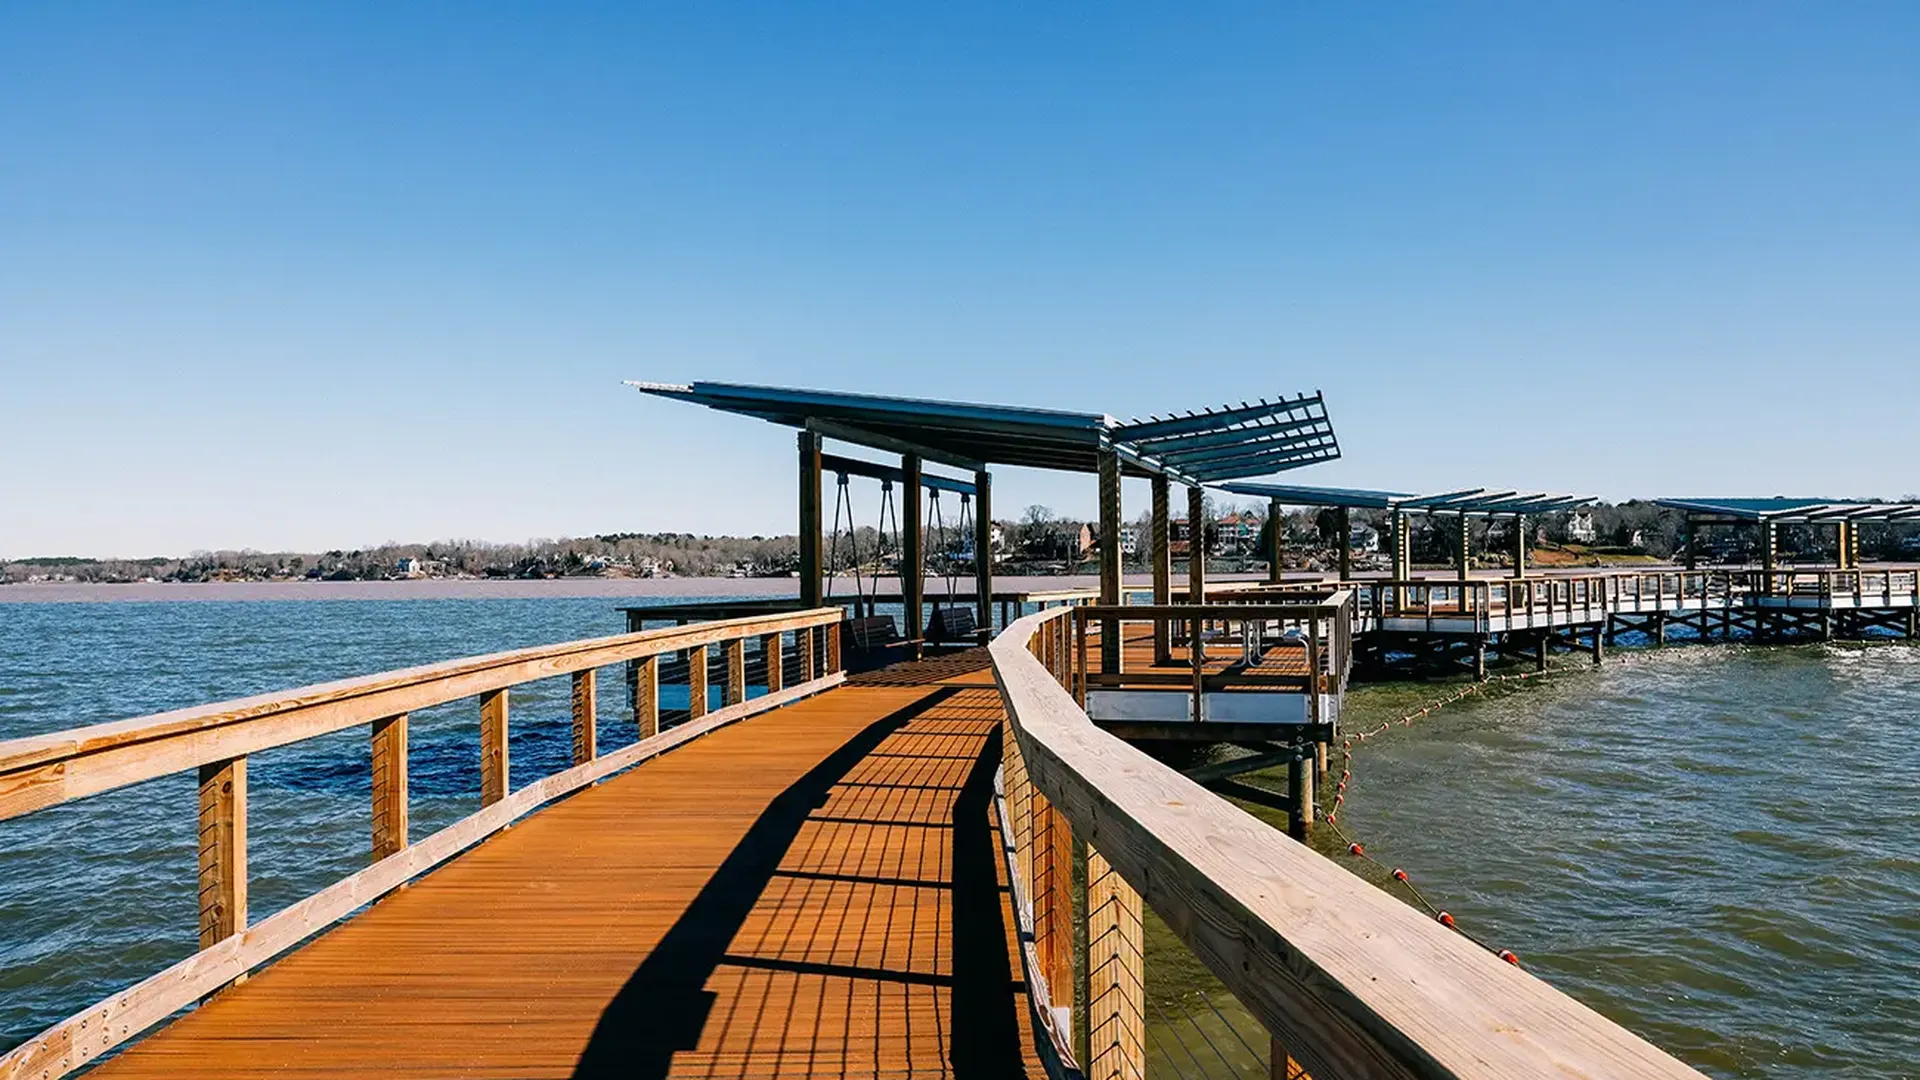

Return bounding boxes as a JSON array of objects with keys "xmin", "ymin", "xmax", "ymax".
[
  {"xmin": 0, "ymin": 595, "xmax": 774, "ymax": 1052},
  {"xmin": 1318, "ymin": 643, "xmax": 1920, "ymax": 1079},
  {"xmin": 5, "ymin": 600, "xmax": 1919, "ymax": 1078}
]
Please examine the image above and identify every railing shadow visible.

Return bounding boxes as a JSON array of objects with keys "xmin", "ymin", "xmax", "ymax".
[{"xmin": 572, "ymin": 686, "xmax": 1027, "ymax": 1079}]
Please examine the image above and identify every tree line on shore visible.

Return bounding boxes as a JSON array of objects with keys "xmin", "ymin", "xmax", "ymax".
[{"xmin": 9, "ymin": 500, "xmax": 1918, "ymax": 585}]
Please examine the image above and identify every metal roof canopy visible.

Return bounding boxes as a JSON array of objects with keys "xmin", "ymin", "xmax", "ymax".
[
  {"xmin": 628, "ymin": 380, "xmax": 1339, "ymax": 483},
  {"xmin": 1656, "ymin": 497, "xmax": 1920, "ymax": 523},
  {"xmin": 1220, "ymin": 481, "xmax": 1595, "ymax": 517}
]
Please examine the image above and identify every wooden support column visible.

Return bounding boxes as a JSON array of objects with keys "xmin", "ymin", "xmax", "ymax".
[
  {"xmin": 902, "ymin": 454, "xmax": 925, "ymax": 657},
  {"xmin": 1762, "ymin": 521, "xmax": 1779, "ymax": 593},
  {"xmin": 1684, "ymin": 516, "xmax": 1699, "ymax": 570},
  {"xmin": 1187, "ymin": 485, "xmax": 1207, "ymax": 602},
  {"xmin": 799, "ymin": 431, "xmax": 824, "ymax": 607},
  {"xmin": 1535, "ymin": 633, "xmax": 1549, "ymax": 672},
  {"xmin": 687, "ymin": 644, "xmax": 709, "ymax": 719},
  {"xmin": 1266, "ymin": 497, "xmax": 1285, "ymax": 584},
  {"xmin": 632, "ymin": 654, "xmax": 659, "ymax": 738},
  {"xmin": 1098, "ymin": 449, "xmax": 1123, "ymax": 675},
  {"xmin": 1151, "ymin": 475, "xmax": 1172, "ymax": 665},
  {"xmin": 479, "ymin": 689, "xmax": 508, "ymax": 806},
  {"xmin": 197, "ymin": 756, "xmax": 248, "ymax": 948},
  {"xmin": 723, "ymin": 637, "xmax": 746, "ymax": 707},
  {"xmin": 974, "ymin": 469, "xmax": 994, "ymax": 643},
  {"xmin": 1512, "ymin": 514, "xmax": 1528, "ymax": 578},
  {"xmin": 570, "ymin": 670, "xmax": 597, "ymax": 766},
  {"xmin": 1083, "ymin": 846, "xmax": 1145, "ymax": 1080},
  {"xmin": 761, "ymin": 632, "xmax": 784, "ymax": 693},
  {"xmin": 1286, "ymin": 752, "xmax": 1313, "ymax": 841},
  {"xmin": 1455, "ymin": 512, "xmax": 1472, "ymax": 581},
  {"xmin": 370, "ymin": 714, "xmax": 408, "ymax": 860},
  {"xmin": 1474, "ymin": 639, "xmax": 1488, "ymax": 681},
  {"xmin": 1337, "ymin": 505, "xmax": 1353, "ymax": 581}
]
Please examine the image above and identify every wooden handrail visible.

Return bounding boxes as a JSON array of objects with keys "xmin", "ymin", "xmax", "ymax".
[
  {"xmin": 0, "ymin": 608, "xmax": 846, "ymax": 1080},
  {"xmin": 989, "ymin": 605, "xmax": 1706, "ymax": 1080}
]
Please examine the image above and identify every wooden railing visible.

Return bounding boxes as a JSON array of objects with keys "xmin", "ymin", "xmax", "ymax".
[
  {"xmin": 990, "ymin": 605, "xmax": 1707, "ymax": 1079},
  {"xmin": 1066, "ymin": 595, "xmax": 1354, "ymax": 726},
  {"xmin": 0, "ymin": 608, "xmax": 846, "ymax": 1080}
]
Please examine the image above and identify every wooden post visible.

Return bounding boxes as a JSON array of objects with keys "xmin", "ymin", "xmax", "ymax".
[
  {"xmin": 570, "ymin": 670, "xmax": 597, "ymax": 766},
  {"xmin": 370, "ymin": 714, "xmax": 408, "ymax": 860},
  {"xmin": 761, "ymin": 632, "xmax": 784, "ymax": 693},
  {"xmin": 1031, "ymin": 797, "xmax": 1075, "ymax": 1013},
  {"xmin": 1337, "ymin": 505, "xmax": 1353, "ymax": 581},
  {"xmin": 1084, "ymin": 845, "xmax": 1145, "ymax": 1080},
  {"xmin": 974, "ymin": 469, "xmax": 994, "ymax": 644},
  {"xmin": 632, "ymin": 654, "xmax": 659, "ymax": 739},
  {"xmin": 198, "ymin": 756, "xmax": 247, "ymax": 948},
  {"xmin": 1684, "ymin": 516, "xmax": 1698, "ymax": 570},
  {"xmin": 1512, "ymin": 514, "xmax": 1527, "ymax": 578},
  {"xmin": 1474, "ymin": 639, "xmax": 1487, "ymax": 681},
  {"xmin": 799, "ymin": 431, "xmax": 825, "ymax": 607},
  {"xmin": 1267, "ymin": 497, "xmax": 1285, "ymax": 584},
  {"xmin": 724, "ymin": 637, "xmax": 746, "ymax": 707},
  {"xmin": 826, "ymin": 621, "xmax": 842, "ymax": 673},
  {"xmin": 1287, "ymin": 752, "xmax": 1312, "ymax": 841},
  {"xmin": 1187, "ymin": 485, "xmax": 1207, "ymax": 602},
  {"xmin": 1151, "ymin": 475, "xmax": 1172, "ymax": 665},
  {"xmin": 902, "ymin": 455, "xmax": 926, "ymax": 657},
  {"xmin": 479, "ymin": 689, "xmax": 508, "ymax": 806},
  {"xmin": 1455, "ymin": 512, "xmax": 1471, "ymax": 581},
  {"xmin": 798, "ymin": 626, "xmax": 817, "ymax": 681},
  {"xmin": 1762, "ymin": 521, "xmax": 1778, "ymax": 594},
  {"xmin": 1190, "ymin": 614, "xmax": 1205, "ymax": 723},
  {"xmin": 687, "ymin": 644, "xmax": 709, "ymax": 719},
  {"xmin": 1098, "ymin": 449, "xmax": 1123, "ymax": 675}
]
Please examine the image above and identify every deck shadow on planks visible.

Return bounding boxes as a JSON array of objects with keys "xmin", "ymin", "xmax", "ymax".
[{"xmin": 571, "ymin": 687, "xmax": 1031, "ymax": 1079}]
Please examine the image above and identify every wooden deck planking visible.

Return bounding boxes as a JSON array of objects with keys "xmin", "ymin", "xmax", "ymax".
[{"xmin": 89, "ymin": 675, "xmax": 1042, "ymax": 1079}]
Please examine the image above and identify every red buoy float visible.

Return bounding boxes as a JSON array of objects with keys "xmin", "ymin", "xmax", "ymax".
[
  {"xmin": 1348, "ymin": 843, "xmax": 1364, "ymax": 857},
  {"xmin": 1499, "ymin": 950, "xmax": 1520, "ymax": 966},
  {"xmin": 1437, "ymin": 911, "xmax": 1457, "ymax": 928}
]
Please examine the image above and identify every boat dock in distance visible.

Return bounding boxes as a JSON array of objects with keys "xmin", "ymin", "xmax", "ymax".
[{"xmin": 11, "ymin": 380, "xmax": 1910, "ymax": 1079}]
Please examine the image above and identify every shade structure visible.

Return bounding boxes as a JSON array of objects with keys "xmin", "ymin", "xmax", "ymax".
[
  {"xmin": 628, "ymin": 380, "xmax": 1339, "ymax": 483},
  {"xmin": 1219, "ymin": 481, "xmax": 1594, "ymax": 517},
  {"xmin": 1655, "ymin": 497, "xmax": 1920, "ymax": 523}
]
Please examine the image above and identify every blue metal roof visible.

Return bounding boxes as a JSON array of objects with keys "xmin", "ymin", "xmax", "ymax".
[
  {"xmin": 1656, "ymin": 497, "xmax": 1920, "ymax": 521},
  {"xmin": 1219, "ymin": 481, "xmax": 1594, "ymax": 516},
  {"xmin": 628, "ymin": 380, "xmax": 1340, "ymax": 482}
]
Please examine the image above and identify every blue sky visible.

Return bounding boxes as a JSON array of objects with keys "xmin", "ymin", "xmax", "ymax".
[{"xmin": 4, "ymin": 4, "xmax": 1917, "ymax": 557}]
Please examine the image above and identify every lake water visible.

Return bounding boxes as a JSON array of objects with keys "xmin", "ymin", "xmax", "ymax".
[{"xmin": 3, "ymin": 594, "xmax": 1917, "ymax": 1078}]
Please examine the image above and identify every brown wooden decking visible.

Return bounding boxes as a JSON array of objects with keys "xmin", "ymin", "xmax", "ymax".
[
  {"xmin": 90, "ymin": 664, "xmax": 1041, "ymax": 1079},
  {"xmin": 1087, "ymin": 626, "xmax": 1314, "ymax": 691}
]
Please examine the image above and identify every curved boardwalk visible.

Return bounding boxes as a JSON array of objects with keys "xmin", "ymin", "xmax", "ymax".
[{"xmin": 90, "ymin": 657, "xmax": 1042, "ymax": 1079}]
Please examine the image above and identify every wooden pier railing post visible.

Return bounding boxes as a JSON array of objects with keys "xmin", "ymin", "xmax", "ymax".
[
  {"xmin": 1084, "ymin": 844, "xmax": 1145, "ymax": 1080},
  {"xmin": 688, "ymin": 644, "xmax": 709, "ymax": 720},
  {"xmin": 571, "ymin": 670, "xmax": 597, "ymax": 766},
  {"xmin": 197, "ymin": 756, "xmax": 247, "ymax": 949},
  {"xmin": 724, "ymin": 637, "xmax": 746, "ymax": 707},
  {"xmin": 827, "ymin": 622, "xmax": 842, "ymax": 674},
  {"xmin": 799, "ymin": 626, "xmax": 817, "ymax": 681},
  {"xmin": 1032, "ymin": 796, "xmax": 1075, "ymax": 1016},
  {"xmin": 632, "ymin": 654, "xmax": 659, "ymax": 739},
  {"xmin": 370, "ymin": 714, "xmax": 408, "ymax": 859},
  {"xmin": 479, "ymin": 689, "xmax": 508, "ymax": 806}
]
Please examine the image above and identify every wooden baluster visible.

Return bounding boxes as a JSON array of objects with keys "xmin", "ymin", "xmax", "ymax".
[
  {"xmin": 1083, "ymin": 844, "xmax": 1145, "ymax": 1080},
  {"xmin": 370, "ymin": 714, "xmax": 408, "ymax": 860},
  {"xmin": 724, "ymin": 637, "xmax": 746, "ymax": 707},
  {"xmin": 1031, "ymin": 796, "xmax": 1075, "ymax": 1013},
  {"xmin": 571, "ymin": 670, "xmax": 597, "ymax": 766},
  {"xmin": 687, "ymin": 644, "xmax": 709, "ymax": 720},
  {"xmin": 198, "ymin": 756, "xmax": 247, "ymax": 952},
  {"xmin": 761, "ymin": 631, "xmax": 784, "ymax": 693},
  {"xmin": 479, "ymin": 689, "xmax": 509, "ymax": 806},
  {"xmin": 826, "ymin": 621, "xmax": 842, "ymax": 673},
  {"xmin": 632, "ymin": 654, "xmax": 659, "ymax": 739}
]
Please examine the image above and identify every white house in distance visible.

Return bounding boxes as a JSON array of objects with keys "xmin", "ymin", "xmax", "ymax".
[{"xmin": 1566, "ymin": 511, "xmax": 1598, "ymax": 543}]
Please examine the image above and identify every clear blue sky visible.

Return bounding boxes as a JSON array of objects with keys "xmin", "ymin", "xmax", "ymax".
[{"xmin": 4, "ymin": 4, "xmax": 1917, "ymax": 558}]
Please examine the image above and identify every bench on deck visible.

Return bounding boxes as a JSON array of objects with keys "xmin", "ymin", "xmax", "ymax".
[
  {"xmin": 926, "ymin": 605, "xmax": 979, "ymax": 648},
  {"xmin": 843, "ymin": 615, "xmax": 917, "ymax": 671}
]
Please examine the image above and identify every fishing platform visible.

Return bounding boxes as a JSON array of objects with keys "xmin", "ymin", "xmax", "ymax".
[{"xmin": 15, "ymin": 379, "xmax": 1901, "ymax": 1080}]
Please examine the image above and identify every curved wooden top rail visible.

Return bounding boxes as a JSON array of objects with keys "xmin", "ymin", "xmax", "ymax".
[
  {"xmin": 0, "ymin": 607, "xmax": 843, "ymax": 821},
  {"xmin": 989, "ymin": 606, "xmax": 1705, "ymax": 1080}
]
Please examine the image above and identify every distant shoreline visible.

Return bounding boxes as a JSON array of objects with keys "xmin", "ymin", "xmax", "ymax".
[{"xmin": 0, "ymin": 573, "xmax": 1177, "ymax": 604}]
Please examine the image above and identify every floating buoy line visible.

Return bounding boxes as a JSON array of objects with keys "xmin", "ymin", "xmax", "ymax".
[{"xmin": 1318, "ymin": 667, "xmax": 1566, "ymax": 968}]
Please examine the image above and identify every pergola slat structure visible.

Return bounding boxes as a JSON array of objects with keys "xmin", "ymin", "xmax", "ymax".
[
  {"xmin": 1221, "ymin": 481, "xmax": 1595, "ymax": 581},
  {"xmin": 1656, "ymin": 497, "xmax": 1920, "ymax": 573},
  {"xmin": 630, "ymin": 381, "xmax": 1340, "ymax": 663}
]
